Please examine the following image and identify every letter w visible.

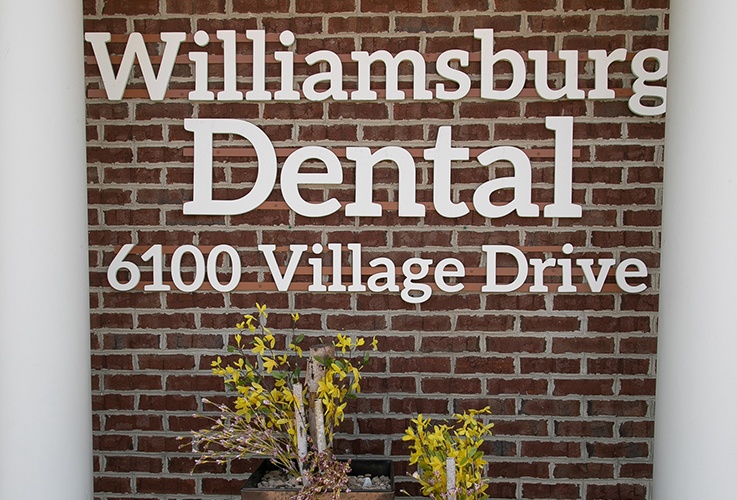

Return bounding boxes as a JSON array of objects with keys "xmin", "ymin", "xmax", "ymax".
[{"xmin": 85, "ymin": 32, "xmax": 186, "ymax": 100}]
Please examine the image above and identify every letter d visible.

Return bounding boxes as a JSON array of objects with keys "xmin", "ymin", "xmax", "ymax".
[
  {"xmin": 482, "ymin": 245, "xmax": 528, "ymax": 292},
  {"xmin": 183, "ymin": 118, "xmax": 277, "ymax": 215}
]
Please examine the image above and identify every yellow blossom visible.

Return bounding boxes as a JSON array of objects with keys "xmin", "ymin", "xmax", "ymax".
[
  {"xmin": 252, "ymin": 337, "xmax": 266, "ymax": 355},
  {"xmin": 256, "ymin": 302, "xmax": 268, "ymax": 317},
  {"xmin": 371, "ymin": 336, "xmax": 379, "ymax": 351},
  {"xmin": 262, "ymin": 356, "xmax": 278, "ymax": 373},
  {"xmin": 335, "ymin": 333, "xmax": 351, "ymax": 353}
]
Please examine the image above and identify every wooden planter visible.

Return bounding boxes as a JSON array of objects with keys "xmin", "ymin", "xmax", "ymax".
[{"xmin": 241, "ymin": 459, "xmax": 394, "ymax": 499}]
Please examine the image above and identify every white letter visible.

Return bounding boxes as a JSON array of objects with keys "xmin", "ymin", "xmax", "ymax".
[
  {"xmin": 346, "ymin": 147, "xmax": 424, "ymax": 217},
  {"xmin": 401, "ymin": 258, "xmax": 433, "ymax": 304},
  {"xmin": 528, "ymin": 50, "xmax": 585, "ymax": 100},
  {"xmin": 529, "ymin": 258, "xmax": 556, "ymax": 292},
  {"xmin": 482, "ymin": 245, "xmax": 528, "ymax": 292},
  {"xmin": 577, "ymin": 258, "xmax": 616, "ymax": 293},
  {"xmin": 425, "ymin": 126, "xmax": 470, "ymax": 218},
  {"xmin": 544, "ymin": 116, "xmax": 581, "ymax": 218},
  {"xmin": 303, "ymin": 50, "xmax": 348, "ymax": 101},
  {"xmin": 473, "ymin": 147, "xmax": 539, "ymax": 218},
  {"xmin": 308, "ymin": 243, "xmax": 326, "ymax": 292},
  {"xmin": 183, "ymin": 119, "xmax": 276, "ymax": 215},
  {"xmin": 474, "ymin": 29, "xmax": 525, "ymax": 100},
  {"xmin": 351, "ymin": 50, "xmax": 432, "ymax": 100},
  {"xmin": 367, "ymin": 257, "xmax": 399, "ymax": 292},
  {"xmin": 85, "ymin": 32, "xmax": 185, "ymax": 100},
  {"xmin": 188, "ymin": 31, "xmax": 215, "ymax": 101},
  {"xmin": 629, "ymin": 49, "xmax": 668, "ymax": 116},
  {"xmin": 347, "ymin": 243, "xmax": 366, "ymax": 292},
  {"xmin": 274, "ymin": 30, "xmax": 300, "ymax": 101},
  {"xmin": 434, "ymin": 258, "xmax": 465, "ymax": 293},
  {"xmin": 216, "ymin": 30, "xmax": 244, "ymax": 101},
  {"xmin": 281, "ymin": 146, "xmax": 343, "ymax": 217},
  {"xmin": 588, "ymin": 48, "xmax": 627, "ymax": 99},
  {"xmin": 260, "ymin": 244, "xmax": 308, "ymax": 291},
  {"xmin": 246, "ymin": 30, "xmax": 271, "ymax": 101},
  {"xmin": 616, "ymin": 258, "xmax": 648, "ymax": 293},
  {"xmin": 435, "ymin": 50, "xmax": 471, "ymax": 100},
  {"xmin": 327, "ymin": 243, "xmax": 346, "ymax": 292},
  {"xmin": 557, "ymin": 243, "xmax": 577, "ymax": 292}
]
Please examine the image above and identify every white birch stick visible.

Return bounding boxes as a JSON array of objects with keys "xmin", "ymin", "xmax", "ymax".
[
  {"xmin": 293, "ymin": 383, "xmax": 308, "ymax": 485},
  {"xmin": 446, "ymin": 457, "xmax": 456, "ymax": 500},
  {"xmin": 314, "ymin": 398, "xmax": 327, "ymax": 453}
]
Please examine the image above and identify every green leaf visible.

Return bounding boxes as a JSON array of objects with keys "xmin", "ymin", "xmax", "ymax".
[{"xmin": 227, "ymin": 345, "xmax": 236, "ymax": 352}]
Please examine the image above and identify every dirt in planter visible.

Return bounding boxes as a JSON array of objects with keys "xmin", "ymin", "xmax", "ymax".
[{"xmin": 257, "ymin": 469, "xmax": 392, "ymax": 491}]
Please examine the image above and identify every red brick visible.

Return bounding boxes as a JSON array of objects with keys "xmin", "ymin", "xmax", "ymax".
[
  {"xmin": 428, "ymin": 0, "xmax": 488, "ymax": 11},
  {"xmin": 521, "ymin": 357, "xmax": 581, "ymax": 374},
  {"xmin": 395, "ymin": 16, "xmax": 455, "ymax": 32},
  {"xmin": 587, "ymin": 400, "xmax": 648, "ymax": 417},
  {"xmin": 390, "ymin": 356, "xmax": 451, "ymax": 373},
  {"xmin": 555, "ymin": 421, "xmax": 613, "ymax": 438},
  {"xmin": 94, "ymin": 476, "xmax": 131, "ymax": 493},
  {"xmin": 166, "ymin": 0, "xmax": 225, "ymax": 13},
  {"xmin": 586, "ymin": 441, "xmax": 649, "ymax": 458},
  {"xmin": 105, "ymin": 374, "xmax": 162, "ymax": 391},
  {"xmin": 494, "ymin": 0, "xmax": 556, "ymax": 12},
  {"xmin": 564, "ymin": 0, "xmax": 624, "ymax": 10},
  {"xmin": 522, "ymin": 441, "xmax": 581, "ymax": 458},
  {"xmin": 105, "ymin": 414, "xmax": 163, "ymax": 431},
  {"xmin": 360, "ymin": 0, "xmax": 422, "ymax": 12},
  {"xmin": 459, "ymin": 356, "xmax": 515, "ymax": 374},
  {"xmin": 587, "ymin": 357, "xmax": 650, "ymax": 375},
  {"xmin": 523, "ymin": 483, "xmax": 581, "ymax": 499},
  {"xmin": 136, "ymin": 477, "xmax": 196, "ymax": 495},
  {"xmin": 597, "ymin": 15, "xmax": 659, "ymax": 31},
  {"xmin": 521, "ymin": 316, "xmax": 581, "ymax": 332},
  {"xmin": 296, "ymin": 0, "xmax": 356, "ymax": 12},
  {"xmin": 329, "ymin": 16, "xmax": 389, "ymax": 33},
  {"xmin": 103, "ymin": 0, "xmax": 159, "ymax": 14},
  {"xmin": 554, "ymin": 462, "xmax": 614, "ymax": 479},
  {"xmin": 520, "ymin": 399, "xmax": 581, "ymax": 416},
  {"xmin": 587, "ymin": 484, "xmax": 647, "ymax": 500},
  {"xmin": 106, "ymin": 455, "xmax": 162, "ymax": 473},
  {"xmin": 553, "ymin": 337, "xmax": 614, "ymax": 353},
  {"xmin": 488, "ymin": 378, "xmax": 547, "ymax": 394},
  {"xmin": 422, "ymin": 377, "xmax": 481, "ymax": 394},
  {"xmin": 554, "ymin": 378, "xmax": 614, "ymax": 395}
]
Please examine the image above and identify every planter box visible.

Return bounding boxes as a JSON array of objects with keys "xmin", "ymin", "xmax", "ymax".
[{"xmin": 241, "ymin": 459, "xmax": 394, "ymax": 500}]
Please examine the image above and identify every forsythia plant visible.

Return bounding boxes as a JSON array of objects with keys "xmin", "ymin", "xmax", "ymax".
[
  {"xmin": 188, "ymin": 303, "xmax": 376, "ymax": 482},
  {"xmin": 403, "ymin": 407, "xmax": 494, "ymax": 500}
]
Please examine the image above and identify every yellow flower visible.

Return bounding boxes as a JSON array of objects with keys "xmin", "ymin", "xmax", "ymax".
[
  {"xmin": 264, "ymin": 331, "xmax": 275, "ymax": 348},
  {"xmin": 234, "ymin": 333, "xmax": 242, "ymax": 347},
  {"xmin": 355, "ymin": 337, "xmax": 365, "ymax": 347},
  {"xmin": 335, "ymin": 333, "xmax": 351, "ymax": 353},
  {"xmin": 289, "ymin": 342, "xmax": 303, "ymax": 357},
  {"xmin": 371, "ymin": 336, "xmax": 379, "ymax": 351},
  {"xmin": 256, "ymin": 302, "xmax": 268, "ymax": 317},
  {"xmin": 262, "ymin": 356, "xmax": 278, "ymax": 373},
  {"xmin": 291, "ymin": 312, "xmax": 300, "ymax": 322},
  {"xmin": 245, "ymin": 315, "xmax": 256, "ymax": 332},
  {"xmin": 334, "ymin": 402, "xmax": 347, "ymax": 422},
  {"xmin": 252, "ymin": 337, "xmax": 266, "ymax": 355}
]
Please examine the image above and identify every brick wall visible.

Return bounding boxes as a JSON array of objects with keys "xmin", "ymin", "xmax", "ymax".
[{"xmin": 85, "ymin": 0, "xmax": 667, "ymax": 498}]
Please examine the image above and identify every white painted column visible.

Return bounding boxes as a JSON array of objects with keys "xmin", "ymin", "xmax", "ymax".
[
  {"xmin": 655, "ymin": 1, "xmax": 737, "ymax": 498},
  {"xmin": 0, "ymin": 1, "xmax": 93, "ymax": 499}
]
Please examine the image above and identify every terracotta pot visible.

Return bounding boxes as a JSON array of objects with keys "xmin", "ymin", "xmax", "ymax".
[{"xmin": 241, "ymin": 459, "xmax": 395, "ymax": 499}]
